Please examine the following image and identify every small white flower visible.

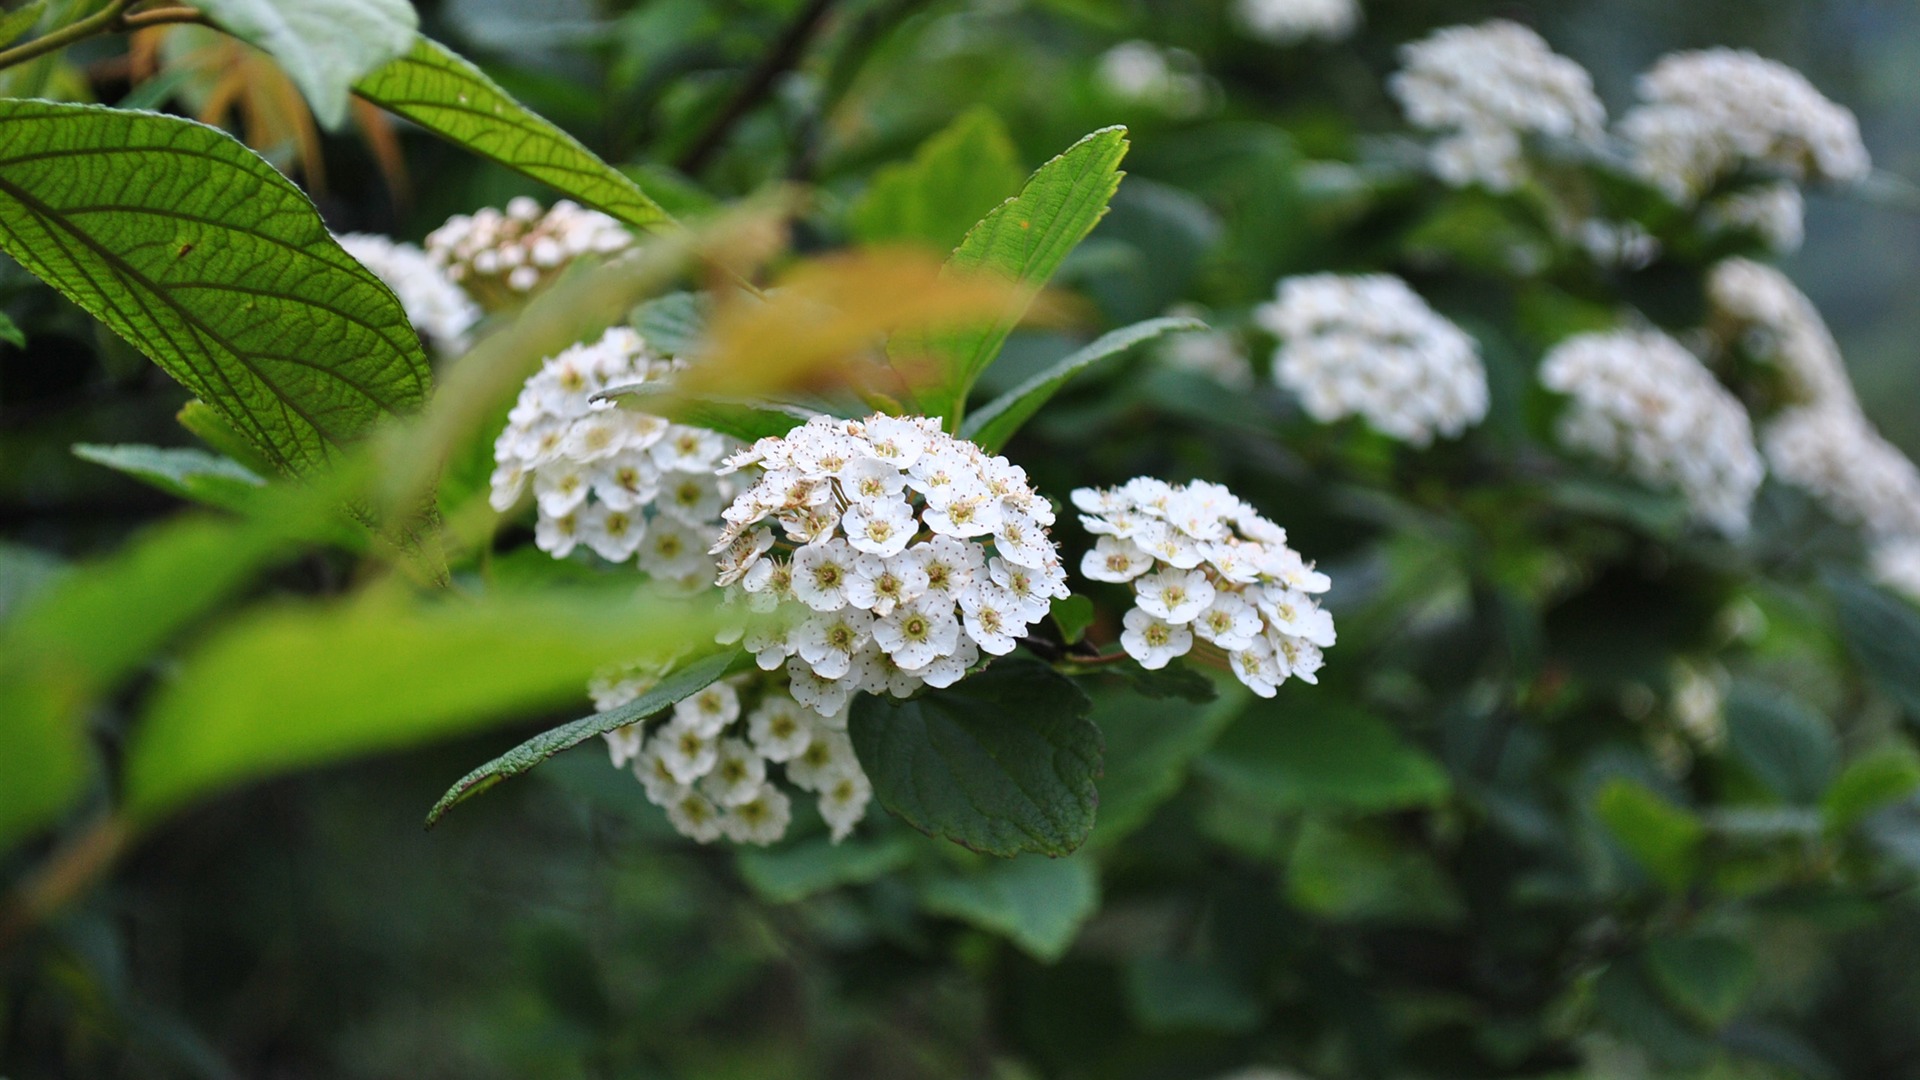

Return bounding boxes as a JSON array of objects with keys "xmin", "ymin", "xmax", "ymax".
[
  {"xmin": 917, "ymin": 535, "xmax": 984, "ymax": 597},
  {"xmin": 1229, "ymin": 637, "xmax": 1284, "ymax": 697},
  {"xmin": 1193, "ymin": 593, "xmax": 1263, "ymax": 651},
  {"xmin": 839, "ymin": 456, "xmax": 908, "ymax": 503},
  {"xmin": 787, "ymin": 660, "xmax": 857, "ymax": 716},
  {"xmin": 603, "ymin": 723, "xmax": 644, "ymax": 769},
  {"xmin": 701, "ymin": 738, "xmax": 769, "ymax": 807},
  {"xmin": 534, "ymin": 509, "xmax": 580, "ymax": 557},
  {"xmin": 1080, "ymin": 536, "xmax": 1155, "ymax": 583},
  {"xmin": 650, "ymin": 425, "xmax": 728, "ymax": 472},
  {"xmin": 657, "ymin": 715, "xmax": 721, "ymax": 784},
  {"xmin": 796, "ymin": 608, "xmax": 876, "ymax": 680},
  {"xmin": 793, "ymin": 538, "xmax": 859, "ymax": 611},
  {"xmin": 843, "ymin": 552, "xmax": 931, "ymax": 617},
  {"xmin": 672, "ymin": 681, "xmax": 741, "ymax": 737},
  {"xmin": 1257, "ymin": 587, "xmax": 1337, "ymax": 648},
  {"xmin": 842, "ymin": 497, "xmax": 918, "ymax": 556},
  {"xmin": 720, "ymin": 783, "xmax": 792, "ymax": 846},
  {"xmin": 534, "ymin": 465, "xmax": 590, "ymax": 518},
  {"xmin": 633, "ymin": 739, "xmax": 690, "ymax": 805},
  {"xmin": 872, "ymin": 595, "xmax": 962, "ymax": 671},
  {"xmin": 1121, "ymin": 607, "xmax": 1193, "ymax": 669},
  {"xmin": 637, "ymin": 516, "xmax": 712, "ymax": 582},
  {"xmin": 959, "ymin": 584, "xmax": 1025, "ymax": 656},
  {"xmin": 819, "ymin": 769, "xmax": 873, "ymax": 843},
  {"xmin": 785, "ymin": 729, "xmax": 859, "ymax": 792},
  {"xmin": 747, "ymin": 693, "xmax": 815, "ymax": 762},
  {"xmin": 666, "ymin": 788, "xmax": 726, "ymax": 842},
  {"xmin": 1134, "ymin": 567, "xmax": 1217, "ymax": 624},
  {"xmin": 579, "ymin": 502, "xmax": 645, "ymax": 561}
]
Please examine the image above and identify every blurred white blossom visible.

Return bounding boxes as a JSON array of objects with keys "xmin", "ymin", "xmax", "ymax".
[
  {"xmin": 1872, "ymin": 539, "xmax": 1920, "ymax": 604},
  {"xmin": 1073, "ymin": 478, "xmax": 1333, "ymax": 697},
  {"xmin": 1233, "ymin": 0, "xmax": 1358, "ymax": 46},
  {"xmin": 427, "ymin": 196, "xmax": 631, "ymax": 309},
  {"xmin": 1389, "ymin": 20, "xmax": 1605, "ymax": 191},
  {"xmin": 1618, "ymin": 49, "xmax": 1867, "ymax": 251},
  {"xmin": 1540, "ymin": 329, "xmax": 1763, "ymax": 535},
  {"xmin": 1255, "ymin": 273, "xmax": 1487, "ymax": 445},
  {"xmin": 1707, "ymin": 258, "xmax": 1854, "ymax": 407},
  {"xmin": 336, "ymin": 233, "xmax": 480, "ymax": 356},
  {"xmin": 1764, "ymin": 405, "xmax": 1920, "ymax": 542},
  {"xmin": 1096, "ymin": 41, "xmax": 1210, "ymax": 117}
]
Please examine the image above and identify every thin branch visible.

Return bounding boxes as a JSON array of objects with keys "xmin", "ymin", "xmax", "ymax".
[
  {"xmin": 675, "ymin": 0, "xmax": 838, "ymax": 176},
  {"xmin": 0, "ymin": 0, "xmax": 138, "ymax": 72},
  {"xmin": 121, "ymin": 6, "xmax": 208, "ymax": 30},
  {"xmin": 0, "ymin": 813, "xmax": 130, "ymax": 951}
]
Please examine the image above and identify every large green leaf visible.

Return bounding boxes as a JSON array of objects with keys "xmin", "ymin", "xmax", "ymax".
[
  {"xmin": 0, "ymin": 101, "xmax": 430, "ymax": 475},
  {"xmin": 1197, "ymin": 693, "xmax": 1449, "ymax": 814},
  {"xmin": 197, "ymin": 0, "xmax": 416, "ymax": 128},
  {"xmin": 737, "ymin": 832, "xmax": 921, "ymax": 904},
  {"xmin": 72, "ymin": 443, "xmax": 264, "ymax": 512},
  {"xmin": 1827, "ymin": 571, "xmax": 1920, "ymax": 720},
  {"xmin": 849, "ymin": 660, "xmax": 1102, "ymax": 857},
  {"xmin": 1595, "ymin": 778, "xmax": 1703, "ymax": 889},
  {"xmin": 354, "ymin": 37, "xmax": 671, "ymax": 232},
  {"xmin": 0, "ymin": 665, "xmax": 87, "ymax": 852},
  {"xmin": 1724, "ymin": 683, "xmax": 1837, "ymax": 805},
  {"xmin": 1823, "ymin": 746, "xmax": 1920, "ymax": 830},
  {"xmin": 909, "ymin": 126, "xmax": 1128, "ymax": 423},
  {"xmin": 125, "ymin": 591, "xmax": 718, "ymax": 823},
  {"xmin": 1645, "ymin": 933, "xmax": 1756, "ymax": 1028},
  {"xmin": 917, "ymin": 851, "xmax": 1099, "ymax": 961},
  {"xmin": 425, "ymin": 648, "xmax": 745, "ymax": 826},
  {"xmin": 1286, "ymin": 817, "xmax": 1465, "ymax": 925},
  {"xmin": 1090, "ymin": 678, "xmax": 1249, "ymax": 849},
  {"xmin": 849, "ymin": 108, "xmax": 1025, "ymax": 255},
  {"xmin": 961, "ymin": 315, "xmax": 1203, "ymax": 451}
]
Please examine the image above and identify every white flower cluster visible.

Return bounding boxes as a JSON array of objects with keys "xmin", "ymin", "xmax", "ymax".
[
  {"xmin": 1763, "ymin": 405, "xmax": 1920, "ymax": 543},
  {"xmin": 1540, "ymin": 329, "xmax": 1764, "ymax": 536},
  {"xmin": 593, "ymin": 664, "xmax": 871, "ymax": 846},
  {"xmin": 1072, "ymin": 478, "xmax": 1333, "ymax": 697},
  {"xmin": 336, "ymin": 232, "xmax": 480, "ymax": 356},
  {"xmin": 1388, "ymin": 20, "xmax": 1605, "ymax": 191},
  {"xmin": 715, "ymin": 415, "xmax": 1069, "ymax": 712},
  {"xmin": 490, "ymin": 326, "xmax": 738, "ymax": 587},
  {"xmin": 426, "ymin": 196, "xmax": 632, "ymax": 310},
  {"xmin": 1700, "ymin": 182, "xmax": 1806, "ymax": 253},
  {"xmin": 1620, "ymin": 49, "xmax": 1870, "ymax": 201},
  {"xmin": 1232, "ymin": 0, "xmax": 1359, "ymax": 46},
  {"xmin": 1254, "ymin": 274, "xmax": 1488, "ymax": 446},
  {"xmin": 1707, "ymin": 261, "xmax": 1920, "ymax": 600},
  {"xmin": 1707, "ymin": 259, "xmax": 1853, "ymax": 407}
]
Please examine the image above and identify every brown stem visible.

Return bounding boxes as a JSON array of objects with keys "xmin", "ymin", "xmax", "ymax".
[{"xmin": 0, "ymin": 814, "xmax": 130, "ymax": 952}]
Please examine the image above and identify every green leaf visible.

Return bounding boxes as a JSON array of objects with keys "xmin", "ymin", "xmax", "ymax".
[
  {"xmin": 849, "ymin": 660, "xmax": 1102, "ymax": 857},
  {"xmin": 1122, "ymin": 957, "xmax": 1262, "ymax": 1033},
  {"xmin": 425, "ymin": 648, "xmax": 744, "ymax": 826},
  {"xmin": 1286, "ymin": 817, "xmax": 1465, "ymax": 925},
  {"xmin": 1724, "ymin": 684, "xmax": 1837, "ymax": 805},
  {"xmin": 1198, "ymin": 693, "xmax": 1449, "ymax": 813},
  {"xmin": 1823, "ymin": 746, "xmax": 1920, "ymax": 830},
  {"xmin": 737, "ymin": 832, "xmax": 920, "ymax": 904},
  {"xmin": 1092, "ymin": 679, "xmax": 1249, "ymax": 848},
  {"xmin": 0, "ymin": 307, "xmax": 23, "ymax": 347},
  {"xmin": 1595, "ymin": 777, "xmax": 1704, "ymax": 888},
  {"xmin": 0, "ymin": 664, "xmax": 87, "ymax": 852},
  {"xmin": 0, "ymin": 101, "xmax": 431, "ymax": 476},
  {"xmin": 72, "ymin": 443, "xmax": 264, "ymax": 511},
  {"xmin": 1116, "ymin": 659, "xmax": 1219, "ymax": 703},
  {"xmin": 849, "ymin": 108, "xmax": 1025, "ymax": 255},
  {"xmin": 1827, "ymin": 571, "xmax": 1920, "ymax": 720},
  {"xmin": 125, "ymin": 593, "xmax": 719, "ymax": 823},
  {"xmin": 961, "ymin": 315, "xmax": 1203, "ymax": 451},
  {"xmin": 917, "ymin": 851, "xmax": 1100, "ymax": 961},
  {"xmin": 0, "ymin": 540, "xmax": 65, "ymax": 626},
  {"xmin": 196, "ymin": 0, "xmax": 416, "ymax": 128},
  {"xmin": 354, "ymin": 37, "xmax": 670, "ymax": 232},
  {"xmin": 630, "ymin": 290, "xmax": 708, "ymax": 357},
  {"xmin": 909, "ymin": 126, "xmax": 1129, "ymax": 422},
  {"xmin": 593, "ymin": 381, "xmax": 815, "ymax": 444},
  {"xmin": 1646, "ymin": 933, "xmax": 1756, "ymax": 1027},
  {"xmin": 0, "ymin": 1, "xmax": 47, "ymax": 50},
  {"xmin": 1050, "ymin": 594, "xmax": 1095, "ymax": 645},
  {"xmin": 176, "ymin": 399, "xmax": 278, "ymax": 477}
]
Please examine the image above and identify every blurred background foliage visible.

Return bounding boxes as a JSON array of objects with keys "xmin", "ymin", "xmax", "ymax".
[{"xmin": 7, "ymin": 0, "xmax": 1920, "ymax": 1078}]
